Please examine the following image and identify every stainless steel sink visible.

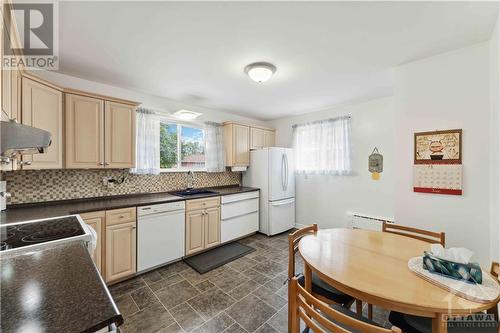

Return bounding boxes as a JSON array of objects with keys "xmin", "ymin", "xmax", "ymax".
[{"xmin": 172, "ymin": 189, "xmax": 219, "ymax": 197}]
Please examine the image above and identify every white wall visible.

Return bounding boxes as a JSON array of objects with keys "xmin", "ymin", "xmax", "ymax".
[
  {"xmin": 267, "ymin": 97, "xmax": 395, "ymax": 229},
  {"xmin": 33, "ymin": 70, "xmax": 267, "ymax": 127},
  {"xmin": 491, "ymin": 16, "xmax": 500, "ymax": 262},
  {"xmin": 395, "ymin": 42, "xmax": 491, "ymax": 266}
]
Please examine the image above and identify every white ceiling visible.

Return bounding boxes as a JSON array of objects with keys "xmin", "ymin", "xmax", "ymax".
[{"xmin": 58, "ymin": 1, "xmax": 498, "ymax": 120}]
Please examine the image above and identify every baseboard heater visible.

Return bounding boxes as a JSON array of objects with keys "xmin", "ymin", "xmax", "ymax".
[{"xmin": 346, "ymin": 211, "xmax": 394, "ymax": 231}]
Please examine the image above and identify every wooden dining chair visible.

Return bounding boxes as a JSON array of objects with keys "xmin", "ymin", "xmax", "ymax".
[
  {"xmin": 288, "ymin": 225, "xmax": 355, "ymax": 332},
  {"xmin": 382, "ymin": 221, "xmax": 446, "ymax": 246},
  {"xmin": 289, "ymin": 276, "xmax": 402, "ymax": 333},
  {"xmin": 388, "ymin": 262, "xmax": 500, "ymax": 333}
]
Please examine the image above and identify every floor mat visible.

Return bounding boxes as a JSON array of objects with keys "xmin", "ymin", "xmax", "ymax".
[{"xmin": 184, "ymin": 242, "xmax": 255, "ymax": 274}]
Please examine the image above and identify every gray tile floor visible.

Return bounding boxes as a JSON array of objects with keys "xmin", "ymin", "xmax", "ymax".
[{"xmin": 111, "ymin": 232, "xmax": 390, "ymax": 333}]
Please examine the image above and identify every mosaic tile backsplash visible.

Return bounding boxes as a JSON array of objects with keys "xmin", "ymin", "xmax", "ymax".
[{"xmin": 1, "ymin": 169, "xmax": 242, "ymax": 205}]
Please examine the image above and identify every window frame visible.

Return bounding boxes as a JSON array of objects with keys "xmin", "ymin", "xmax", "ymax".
[{"xmin": 159, "ymin": 121, "xmax": 206, "ymax": 172}]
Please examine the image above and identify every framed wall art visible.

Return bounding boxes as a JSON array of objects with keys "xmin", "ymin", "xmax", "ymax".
[{"xmin": 414, "ymin": 129, "xmax": 462, "ymax": 164}]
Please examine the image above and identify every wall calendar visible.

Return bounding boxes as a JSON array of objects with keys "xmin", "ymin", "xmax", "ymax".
[{"xmin": 413, "ymin": 164, "xmax": 462, "ymax": 196}]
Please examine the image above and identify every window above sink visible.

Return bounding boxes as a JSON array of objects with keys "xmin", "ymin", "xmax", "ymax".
[{"xmin": 160, "ymin": 122, "xmax": 206, "ymax": 172}]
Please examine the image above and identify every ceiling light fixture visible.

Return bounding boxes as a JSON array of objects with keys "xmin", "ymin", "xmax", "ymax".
[
  {"xmin": 173, "ymin": 110, "xmax": 202, "ymax": 121},
  {"xmin": 244, "ymin": 62, "xmax": 277, "ymax": 83}
]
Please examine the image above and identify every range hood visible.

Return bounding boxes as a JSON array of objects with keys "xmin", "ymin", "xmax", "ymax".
[{"xmin": 1, "ymin": 120, "xmax": 51, "ymax": 157}]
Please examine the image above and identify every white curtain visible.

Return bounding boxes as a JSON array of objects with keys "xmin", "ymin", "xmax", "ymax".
[
  {"xmin": 292, "ymin": 116, "xmax": 352, "ymax": 175},
  {"xmin": 204, "ymin": 122, "xmax": 225, "ymax": 172},
  {"xmin": 132, "ymin": 108, "xmax": 161, "ymax": 175}
]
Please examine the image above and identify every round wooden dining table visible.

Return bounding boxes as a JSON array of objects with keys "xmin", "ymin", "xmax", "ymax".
[{"xmin": 298, "ymin": 228, "xmax": 498, "ymax": 333}]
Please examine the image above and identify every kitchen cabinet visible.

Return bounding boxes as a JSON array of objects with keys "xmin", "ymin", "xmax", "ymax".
[
  {"xmin": 250, "ymin": 127, "xmax": 275, "ymax": 150},
  {"xmin": 104, "ymin": 101, "xmax": 136, "ymax": 168},
  {"xmin": 80, "ymin": 211, "xmax": 105, "ymax": 274},
  {"xmin": 66, "ymin": 94, "xmax": 136, "ymax": 169},
  {"xmin": 66, "ymin": 94, "xmax": 104, "ymax": 169},
  {"xmin": 105, "ymin": 207, "xmax": 137, "ymax": 283},
  {"xmin": 221, "ymin": 191, "xmax": 259, "ymax": 243},
  {"xmin": 223, "ymin": 122, "xmax": 250, "ymax": 167},
  {"xmin": 185, "ymin": 197, "xmax": 221, "ymax": 255},
  {"xmin": 185, "ymin": 210, "xmax": 205, "ymax": 255},
  {"xmin": 21, "ymin": 77, "xmax": 64, "ymax": 169},
  {"xmin": 105, "ymin": 221, "xmax": 137, "ymax": 283}
]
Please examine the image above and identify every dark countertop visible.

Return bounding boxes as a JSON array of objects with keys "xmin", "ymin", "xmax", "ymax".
[
  {"xmin": 0, "ymin": 186, "xmax": 259, "ymax": 224},
  {"xmin": 1, "ymin": 241, "xmax": 122, "ymax": 333}
]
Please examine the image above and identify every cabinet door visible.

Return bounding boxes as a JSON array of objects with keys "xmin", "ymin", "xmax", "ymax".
[
  {"xmin": 263, "ymin": 130, "xmax": 275, "ymax": 148},
  {"xmin": 250, "ymin": 127, "xmax": 265, "ymax": 150},
  {"xmin": 204, "ymin": 207, "xmax": 220, "ymax": 249},
  {"xmin": 22, "ymin": 78, "xmax": 63, "ymax": 169},
  {"xmin": 105, "ymin": 221, "xmax": 136, "ymax": 283},
  {"xmin": 80, "ymin": 211, "xmax": 104, "ymax": 274},
  {"xmin": 186, "ymin": 210, "xmax": 205, "ymax": 255},
  {"xmin": 66, "ymin": 94, "xmax": 105, "ymax": 169},
  {"xmin": 105, "ymin": 101, "xmax": 135, "ymax": 168},
  {"xmin": 1, "ymin": 60, "xmax": 12, "ymax": 119},
  {"xmin": 233, "ymin": 124, "xmax": 249, "ymax": 166},
  {"xmin": 10, "ymin": 68, "xmax": 21, "ymax": 121}
]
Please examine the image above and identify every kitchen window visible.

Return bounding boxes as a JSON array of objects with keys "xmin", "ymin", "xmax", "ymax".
[
  {"xmin": 292, "ymin": 116, "xmax": 352, "ymax": 175},
  {"xmin": 160, "ymin": 122, "xmax": 205, "ymax": 171}
]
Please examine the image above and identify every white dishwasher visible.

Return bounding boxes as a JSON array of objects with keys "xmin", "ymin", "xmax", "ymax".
[{"xmin": 137, "ymin": 201, "xmax": 185, "ymax": 272}]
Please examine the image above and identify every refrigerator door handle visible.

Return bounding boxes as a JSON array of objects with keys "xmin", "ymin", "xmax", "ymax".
[
  {"xmin": 281, "ymin": 154, "xmax": 286, "ymax": 190},
  {"xmin": 271, "ymin": 198, "xmax": 295, "ymax": 206},
  {"xmin": 284, "ymin": 153, "xmax": 289, "ymax": 190}
]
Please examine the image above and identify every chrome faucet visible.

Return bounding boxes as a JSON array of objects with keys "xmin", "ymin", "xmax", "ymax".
[{"xmin": 186, "ymin": 170, "xmax": 195, "ymax": 189}]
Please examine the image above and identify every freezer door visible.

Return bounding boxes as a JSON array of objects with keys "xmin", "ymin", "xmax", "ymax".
[
  {"xmin": 269, "ymin": 148, "xmax": 287, "ymax": 201},
  {"xmin": 269, "ymin": 198, "xmax": 295, "ymax": 235}
]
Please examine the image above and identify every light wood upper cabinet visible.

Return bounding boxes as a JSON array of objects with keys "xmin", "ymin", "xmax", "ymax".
[
  {"xmin": 105, "ymin": 101, "xmax": 135, "ymax": 168},
  {"xmin": 204, "ymin": 207, "xmax": 220, "ymax": 249},
  {"xmin": 263, "ymin": 129, "xmax": 275, "ymax": 148},
  {"xmin": 223, "ymin": 122, "xmax": 250, "ymax": 167},
  {"xmin": 66, "ymin": 94, "xmax": 104, "ymax": 169},
  {"xmin": 224, "ymin": 122, "xmax": 276, "ymax": 167},
  {"xmin": 185, "ymin": 197, "xmax": 221, "ymax": 255},
  {"xmin": 185, "ymin": 210, "xmax": 205, "ymax": 255},
  {"xmin": 250, "ymin": 127, "xmax": 275, "ymax": 150},
  {"xmin": 66, "ymin": 94, "xmax": 136, "ymax": 169},
  {"xmin": 80, "ymin": 211, "xmax": 105, "ymax": 275},
  {"xmin": 105, "ymin": 220, "xmax": 137, "ymax": 283},
  {"xmin": 21, "ymin": 78, "xmax": 63, "ymax": 169}
]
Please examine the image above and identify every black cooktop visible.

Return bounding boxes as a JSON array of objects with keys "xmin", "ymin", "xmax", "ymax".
[{"xmin": 0, "ymin": 216, "xmax": 85, "ymax": 251}]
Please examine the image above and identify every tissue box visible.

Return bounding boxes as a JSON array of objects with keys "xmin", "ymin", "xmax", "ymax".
[{"xmin": 422, "ymin": 251, "xmax": 483, "ymax": 284}]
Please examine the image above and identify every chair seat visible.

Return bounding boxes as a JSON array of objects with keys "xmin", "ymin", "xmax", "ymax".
[
  {"xmin": 389, "ymin": 311, "xmax": 499, "ymax": 333},
  {"xmin": 303, "ymin": 302, "xmax": 383, "ymax": 333},
  {"xmin": 298, "ymin": 273, "xmax": 354, "ymax": 306}
]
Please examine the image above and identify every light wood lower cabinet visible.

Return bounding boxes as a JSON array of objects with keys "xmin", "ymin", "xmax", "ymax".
[
  {"xmin": 80, "ymin": 211, "xmax": 104, "ymax": 274},
  {"xmin": 185, "ymin": 210, "xmax": 205, "ymax": 255},
  {"xmin": 106, "ymin": 221, "xmax": 137, "ymax": 283},
  {"xmin": 185, "ymin": 197, "xmax": 221, "ymax": 255},
  {"xmin": 80, "ymin": 207, "xmax": 137, "ymax": 283},
  {"xmin": 204, "ymin": 207, "xmax": 221, "ymax": 249}
]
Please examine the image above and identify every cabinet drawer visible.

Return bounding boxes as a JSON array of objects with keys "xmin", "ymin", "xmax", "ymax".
[
  {"xmin": 186, "ymin": 197, "xmax": 220, "ymax": 211},
  {"xmin": 106, "ymin": 207, "xmax": 136, "ymax": 226},
  {"xmin": 221, "ymin": 191, "xmax": 259, "ymax": 204},
  {"xmin": 221, "ymin": 198, "xmax": 259, "ymax": 220},
  {"xmin": 221, "ymin": 211, "xmax": 259, "ymax": 243}
]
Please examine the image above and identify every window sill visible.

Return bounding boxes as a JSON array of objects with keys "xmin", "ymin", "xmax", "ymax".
[{"xmin": 160, "ymin": 168, "xmax": 207, "ymax": 173}]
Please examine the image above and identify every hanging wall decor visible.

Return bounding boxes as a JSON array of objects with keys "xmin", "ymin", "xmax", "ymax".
[
  {"xmin": 413, "ymin": 129, "xmax": 463, "ymax": 195},
  {"xmin": 414, "ymin": 129, "xmax": 462, "ymax": 164},
  {"xmin": 368, "ymin": 147, "xmax": 383, "ymax": 180}
]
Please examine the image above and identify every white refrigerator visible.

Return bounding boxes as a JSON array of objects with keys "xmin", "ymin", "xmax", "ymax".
[{"xmin": 243, "ymin": 147, "xmax": 295, "ymax": 236}]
